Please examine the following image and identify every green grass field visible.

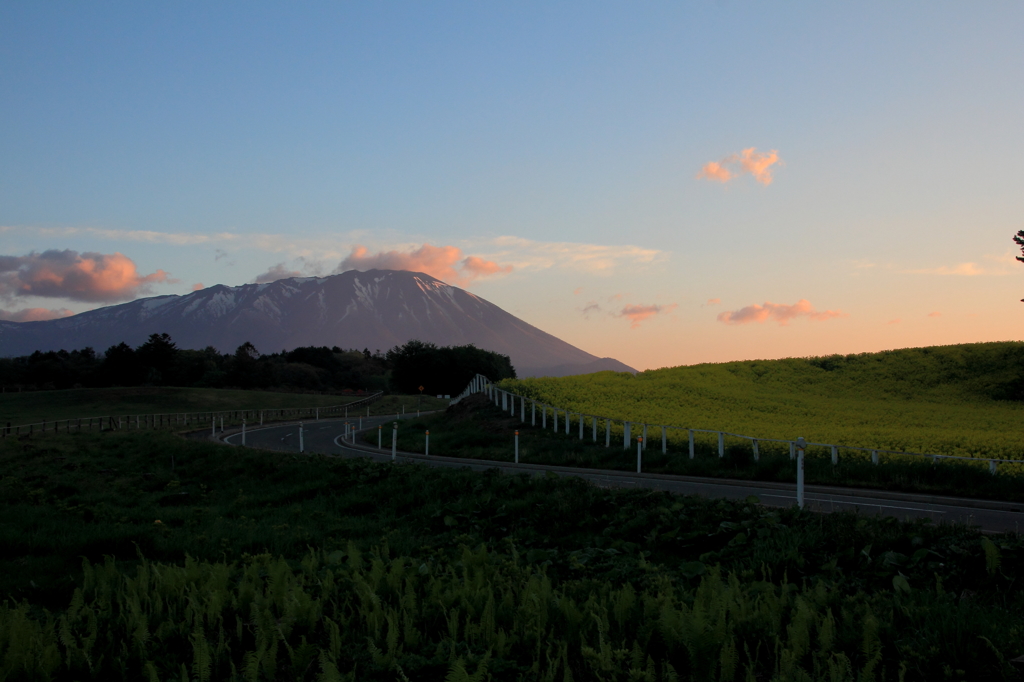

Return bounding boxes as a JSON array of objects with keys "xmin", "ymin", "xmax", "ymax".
[
  {"xmin": 0, "ymin": 386, "xmax": 447, "ymax": 427},
  {"xmin": 1, "ymin": 430, "xmax": 1022, "ymax": 679},
  {"xmin": 502, "ymin": 342, "xmax": 1024, "ymax": 461}
]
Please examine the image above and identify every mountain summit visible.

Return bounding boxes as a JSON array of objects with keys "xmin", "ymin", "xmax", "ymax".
[{"xmin": 0, "ymin": 270, "xmax": 635, "ymax": 378}]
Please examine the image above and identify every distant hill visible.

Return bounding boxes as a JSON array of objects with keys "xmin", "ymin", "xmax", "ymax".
[{"xmin": 0, "ymin": 269, "xmax": 635, "ymax": 378}]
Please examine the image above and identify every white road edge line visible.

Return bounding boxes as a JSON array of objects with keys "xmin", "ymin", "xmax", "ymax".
[{"xmin": 761, "ymin": 493, "xmax": 947, "ymax": 514}]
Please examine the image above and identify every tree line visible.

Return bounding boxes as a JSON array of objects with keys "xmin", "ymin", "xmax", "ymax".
[{"xmin": 0, "ymin": 334, "xmax": 515, "ymax": 396}]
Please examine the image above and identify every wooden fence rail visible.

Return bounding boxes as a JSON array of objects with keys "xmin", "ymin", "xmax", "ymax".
[{"xmin": 1, "ymin": 392, "xmax": 383, "ymax": 438}]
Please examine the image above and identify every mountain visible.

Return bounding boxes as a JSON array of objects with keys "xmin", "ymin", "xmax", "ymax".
[{"xmin": 0, "ymin": 270, "xmax": 636, "ymax": 378}]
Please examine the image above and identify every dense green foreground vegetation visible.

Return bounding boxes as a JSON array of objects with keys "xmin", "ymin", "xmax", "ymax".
[
  {"xmin": 0, "ymin": 386, "xmax": 448, "ymax": 427},
  {"xmin": 503, "ymin": 342, "xmax": 1024, "ymax": 461},
  {"xmin": 2, "ymin": 430, "xmax": 1024, "ymax": 679}
]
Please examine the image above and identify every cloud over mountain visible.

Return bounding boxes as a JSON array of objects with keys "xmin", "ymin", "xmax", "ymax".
[{"xmin": 0, "ymin": 250, "xmax": 170, "ymax": 303}]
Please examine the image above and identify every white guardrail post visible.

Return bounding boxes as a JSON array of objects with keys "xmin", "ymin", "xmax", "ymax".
[
  {"xmin": 515, "ymin": 430, "xmax": 519, "ymax": 463},
  {"xmin": 796, "ymin": 437, "xmax": 806, "ymax": 509},
  {"xmin": 637, "ymin": 437, "xmax": 643, "ymax": 473},
  {"xmin": 242, "ymin": 420, "xmax": 246, "ymax": 446},
  {"xmin": 299, "ymin": 422, "xmax": 304, "ymax": 453},
  {"xmin": 391, "ymin": 422, "xmax": 397, "ymax": 461}
]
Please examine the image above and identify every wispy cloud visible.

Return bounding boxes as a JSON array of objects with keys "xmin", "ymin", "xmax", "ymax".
[
  {"xmin": 191, "ymin": 283, "xmax": 205, "ymax": 291},
  {"xmin": 0, "ymin": 307, "xmax": 74, "ymax": 322},
  {"xmin": 2, "ymin": 226, "xmax": 665, "ymax": 277},
  {"xmin": 909, "ymin": 262, "xmax": 987, "ymax": 276},
  {"xmin": 617, "ymin": 303, "xmax": 677, "ymax": 329},
  {"xmin": 705, "ymin": 298, "xmax": 721, "ymax": 305},
  {"xmin": 485, "ymin": 236, "xmax": 665, "ymax": 274},
  {"xmin": 336, "ymin": 243, "xmax": 512, "ymax": 287},
  {"xmin": 928, "ymin": 311, "xmax": 942, "ymax": 318},
  {"xmin": 717, "ymin": 299, "xmax": 846, "ymax": 326},
  {"xmin": 887, "ymin": 318, "xmax": 901, "ymax": 325},
  {"xmin": 580, "ymin": 302, "xmax": 601, "ymax": 318},
  {"xmin": 0, "ymin": 250, "xmax": 171, "ymax": 303},
  {"xmin": 697, "ymin": 148, "xmax": 781, "ymax": 185},
  {"xmin": 906, "ymin": 250, "xmax": 1019, "ymax": 276},
  {"xmin": 253, "ymin": 263, "xmax": 304, "ymax": 284}
]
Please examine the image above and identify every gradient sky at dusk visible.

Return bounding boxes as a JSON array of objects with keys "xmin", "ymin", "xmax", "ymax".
[{"xmin": 2, "ymin": 2, "xmax": 1022, "ymax": 370}]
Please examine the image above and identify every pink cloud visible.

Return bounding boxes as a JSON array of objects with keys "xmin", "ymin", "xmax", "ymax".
[
  {"xmin": 0, "ymin": 250, "xmax": 170, "ymax": 303},
  {"xmin": 191, "ymin": 283, "xmax": 205, "ymax": 291},
  {"xmin": 696, "ymin": 161, "xmax": 733, "ymax": 183},
  {"xmin": 887, "ymin": 318, "xmax": 902, "ymax": 325},
  {"xmin": 928, "ymin": 311, "xmax": 942, "ymax": 318},
  {"xmin": 461, "ymin": 255, "xmax": 513, "ymax": 278},
  {"xmin": 253, "ymin": 263, "xmax": 304, "ymax": 284},
  {"xmin": 706, "ymin": 298, "xmax": 721, "ymax": 305},
  {"xmin": 0, "ymin": 307, "xmax": 75, "ymax": 322},
  {"xmin": 717, "ymin": 299, "xmax": 846, "ymax": 326},
  {"xmin": 337, "ymin": 243, "xmax": 512, "ymax": 286},
  {"xmin": 573, "ymin": 287, "xmax": 583, "ymax": 295},
  {"xmin": 618, "ymin": 303, "xmax": 677, "ymax": 329},
  {"xmin": 697, "ymin": 147, "xmax": 781, "ymax": 185}
]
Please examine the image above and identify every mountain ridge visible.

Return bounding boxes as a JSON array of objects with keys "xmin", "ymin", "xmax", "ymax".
[{"xmin": 0, "ymin": 270, "xmax": 636, "ymax": 378}]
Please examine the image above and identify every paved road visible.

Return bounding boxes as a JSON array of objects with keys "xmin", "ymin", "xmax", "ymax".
[{"xmin": 222, "ymin": 417, "xmax": 1024, "ymax": 533}]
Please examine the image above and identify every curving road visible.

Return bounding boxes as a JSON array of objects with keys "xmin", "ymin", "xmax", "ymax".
[{"xmin": 222, "ymin": 417, "xmax": 1024, "ymax": 533}]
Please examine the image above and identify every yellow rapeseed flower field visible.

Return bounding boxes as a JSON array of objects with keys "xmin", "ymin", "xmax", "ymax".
[{"xmin": 503, "ymin": 342, "xmax": 1024, "ymax": 460}]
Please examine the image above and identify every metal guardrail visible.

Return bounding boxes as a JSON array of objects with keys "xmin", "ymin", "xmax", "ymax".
[{"xmin": 1, "ymin": 391, "xmax": 384, "ymax": 438}]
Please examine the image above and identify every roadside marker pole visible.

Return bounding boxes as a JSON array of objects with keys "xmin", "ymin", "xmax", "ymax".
[
  {"xmin": 211, "ymin": 419, "xmax": 215, "ymax": 438},
  {"xmin": 637, "ymin": 437, "xmax": 643, "ymax": 473},
  {"xmin": 532, "ymin": 401, "xmax": 536, "ymax": 426},
  {"xmin": 425, "ymin": 430, "xmax": 430, "ymax": 456},
  {"xmin": 220, "ymin": 417, "xmax": 224, "ymax": 433},
  {"xmin": 623, "ymin": 422, "xmax": 631, "ymax": 450},
  {"xmin": 605, "ymin": 420, "xmax": 610, "ymax": 448},
  {"xmin": 378, "ymin": 425, "xmax": 382, "ymax": 449},
  {"xmin": 391, "ymin": 422, "xmax": 397, "ymax": 461},
  {"xmin": 242, "ymin": 420, "xmax": 246, "ymax": 446},
  {"xmin": 796, "ymin": 437, "xmax": 806, "ymax": 509},
  {"xmin": 688, "ymin": 430, "xmax": 694, "ymax": 459},
  {"xmin": 642, "ymin": 424, "xmax": 648, "ymax": 450},
  {"xmin": 661, "ymin": 426, "xmax": 667, "ymax": 454},
  {"xmin": 718, "ymin": 432, "xmax": 724, "ymax": 458},
  {"xmin": 752, "ymin": 439, "xmax": 759, "ymax": 461},
  {"xmin": 515, "ymin": 430, "xmax": 519, "ymax": 464},
  {"xmin": 299, "ymin": 422, "xmax": 304, "ymax": 453}
]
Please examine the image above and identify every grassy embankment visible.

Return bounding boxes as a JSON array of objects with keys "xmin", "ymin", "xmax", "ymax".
[
  {"xmin": 377, "ymin": 393, "xmax": 1024, "ymax": 503},
  {"xmin": 0, "ymin": 386, "xmax": 448, "ymax": 427},
  {"xmin": 502, "ymin": 342, "xmax": 1024, "ymax": 461},
  {"xmin": 1, "ymin": 429, "xmax": 1023, "ymax": 679}
]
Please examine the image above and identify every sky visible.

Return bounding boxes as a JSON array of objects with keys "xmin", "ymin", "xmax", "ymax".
[{"xmin": 2, "ymin": 2, "xmax": 1022, "ymax": 371}]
